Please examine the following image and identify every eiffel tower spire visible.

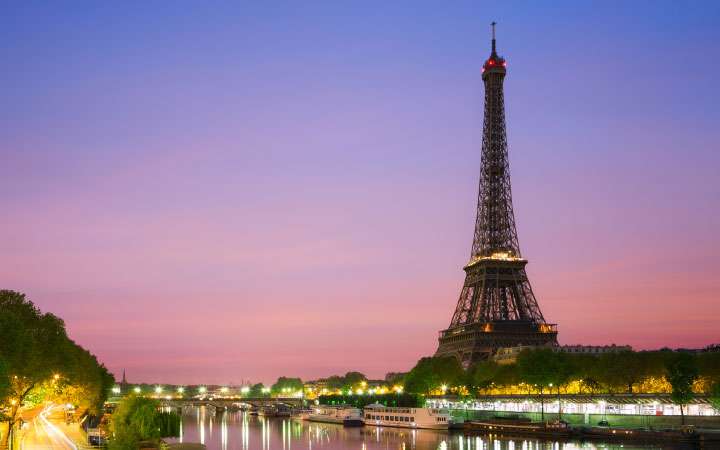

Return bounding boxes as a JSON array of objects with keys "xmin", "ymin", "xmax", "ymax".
[{"xmin": 435, "ymin": 24, "xmax": 557, "ymax": 366}]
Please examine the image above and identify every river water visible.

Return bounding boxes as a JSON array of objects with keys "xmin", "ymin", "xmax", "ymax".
[{"xmin": 168, "ymin": 406, "xmax": 689, "ymax": 450}]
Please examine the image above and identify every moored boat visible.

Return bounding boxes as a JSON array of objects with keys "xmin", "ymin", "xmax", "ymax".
[
  {"xmin": 258, "ymin": 403, "xmax": 292, "ymax": 417},
  {"xmin": 363, "ymin": 404, "xmax": 454, "ymax": 430},
  {"xmin": 308, "ymin": 406, "xmax": 364, "ymax": 427}
]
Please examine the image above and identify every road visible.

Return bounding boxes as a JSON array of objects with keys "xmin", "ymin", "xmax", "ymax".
[{"xmin": 20, "ymin": 406, "xmax": 78, "ymax": 450}]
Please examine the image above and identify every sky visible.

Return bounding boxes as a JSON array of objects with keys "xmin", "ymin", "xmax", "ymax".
[{"xmin": 2, "ymin": 1, "xmax": 719, "ymax": 385}]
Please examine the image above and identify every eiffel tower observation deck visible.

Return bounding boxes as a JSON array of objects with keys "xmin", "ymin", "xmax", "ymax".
[{"xmin": 435, "ymin": 24, "xmax": 558, "ymax": 367}]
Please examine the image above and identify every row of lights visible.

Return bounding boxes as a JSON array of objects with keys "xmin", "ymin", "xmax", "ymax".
[{"xmin": 111, "ymin": 385, "xmax": 274, "ymax": 395}]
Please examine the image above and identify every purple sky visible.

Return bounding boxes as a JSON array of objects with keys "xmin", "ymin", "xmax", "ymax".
[{"xmin": 2, "ymin": 1, "xmax": 719, "ymax": 384}]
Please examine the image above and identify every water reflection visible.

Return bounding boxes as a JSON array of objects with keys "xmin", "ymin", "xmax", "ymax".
[{"xmin": 167, "ymin": 406, "xmax": 670, "ymax": 450}]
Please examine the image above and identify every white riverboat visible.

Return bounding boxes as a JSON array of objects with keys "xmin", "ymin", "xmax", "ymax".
[
  {"xmin": 363, "ymin": 404, "xmax": 454, "ymax": 430},
  {"xmin": 308, "ymin": 406, "xmax": 364, "ymax": 427}
]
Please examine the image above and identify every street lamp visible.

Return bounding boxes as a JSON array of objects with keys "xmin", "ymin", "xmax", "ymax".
[
  {"xmin": 155, "ymin": 386, "xmax": 163, "ymax": 394},
  {"xmin": 199, "ymin": 386, "xmax": 207, "ymax": 394},
  {"xmin": 134, "ymin": 387, "xmax": 141, "ymax": 394},
  {"xmin": 112, "ymin": 386, "xmax": 121, "ymax": 394}
]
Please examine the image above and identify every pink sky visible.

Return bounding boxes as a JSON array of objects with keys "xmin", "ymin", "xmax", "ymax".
[{"xmin": 2, "ymin": 2, "xmax": 719, "ymax": 384}]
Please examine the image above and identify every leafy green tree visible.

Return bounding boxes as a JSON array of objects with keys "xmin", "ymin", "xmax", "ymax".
[
  {"xmin": 698, "ymin": 352, "xmax": 720, "ymax": 380},
  {"xmin": 271, "ymin": 377, "xmax": 303, "ymax": 395},
  {"xmin": 710, "ymin": 381, "xmax": 720, "ymax": 413},
  {"xmin": 404, "ymin": 356, "xmax": 464, "ymax": 394},
  {"xmin": 665, "ymin": 352, "xmax": 699, "ymax": 425},
  {"xmin": 325, "ymin": 376, "xmax": 345, "ymax": 390},
  {"xmin": 0, "ymin": 290, "xmax": 114, "ymax": 447},
  {"xmin": 342, "ymin": 372, "xmax": 367, "ymax": 390},
  {"xmin": 0, "ymin": 291, "xmax": 70, "ymax": 446},
  {"xmin": 596, "ymin": 351, "xmax": 650, "ymax": 393},
  {"xmin": 467, "ymin": 361, "xmax": 501, "ymax": 394},
  {"xmin": 0, "ymin": 358, "xmax": 9, "ymax": 405},
  {"xmin": 108, "ymin": 396, "xmax": 179, "ymax": 450},
  {"xmin": 517, "ymin": 349, "xmax": 574, "ymax": 421},
  {"xmin": 248, "ymin": 383, "xmax": 267, "ymax": 397}
]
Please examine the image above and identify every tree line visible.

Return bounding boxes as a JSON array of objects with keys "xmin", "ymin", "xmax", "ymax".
[
  {"xmin": 0, "ymin": 290, "xmax": 115, "ymax": 446},
  {"xmin": 401, "ymin": 349, "xmax": 720, "ymax": 423}
]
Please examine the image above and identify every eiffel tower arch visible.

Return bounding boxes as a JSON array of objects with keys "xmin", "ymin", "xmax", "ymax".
[{"xmin": 435, "ymin": 24, "xmax": 558, "ymax": 367}]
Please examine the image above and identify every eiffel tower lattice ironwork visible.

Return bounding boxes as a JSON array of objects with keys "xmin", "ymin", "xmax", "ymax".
[{"xmin": 435, "ymin": 23, "xmax": 558, "ymax": 366}]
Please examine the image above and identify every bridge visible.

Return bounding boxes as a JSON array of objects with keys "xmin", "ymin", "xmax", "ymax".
[{"xmin": 160, "ymin": 397, "xmax": 304, "ymax": 410}]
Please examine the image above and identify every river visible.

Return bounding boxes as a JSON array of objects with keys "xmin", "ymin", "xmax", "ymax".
[{"xmin": 167, "ymin": 406, "xmax": 691, "ymax": 450}]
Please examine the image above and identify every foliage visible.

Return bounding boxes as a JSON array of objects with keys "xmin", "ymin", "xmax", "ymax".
[
  {"xmin": 516, "ymin": 349, "xmax": 572, "ymax": 391},
  {"xmin": 466, "ymin": 361, "xmax": 501, "ymax": 393},
  {"xmin": 404, "ymin": 356, "xmax": 464, "ymax": 394},
  {"xmin": 0, "ymin": 358, "xmax": 9, "ymax": 406},
  {"xmin": 0, "ymin": 290, "xmax": 114, "ymax": 446},
  {"xmin": 710, "ymin": 381, "xmax": 720, "ymax": 412},
  {"xmin": 248, "ymin": 383, "xmax": 268, "ymax": 397},
  {"xmin": 319, "ymin": 393, "xmax": 419, "ymax": 408},
  {"xmin": 107, "ymin": 396, "xmax": 180, "ymax": 450},
  {"xmin": 665, "ymin": 352, "xmax": 699, "ymax": 424},
  {"xmin": 323, "ymin": 372, "xmax": 368, "ymax": 391},
  {"xmin": 342, "ymin": 372, "xmax": 367, "ymax": 389},
  {"xmin": 384, "ymin": 372, "xmax": 407, "ymax": 386},
  {"xmin": 271, "ymin": 377, "xmax": 303, "ymax": 394}
]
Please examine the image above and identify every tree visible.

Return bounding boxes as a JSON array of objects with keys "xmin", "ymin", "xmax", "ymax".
[
  {"xmin": 517, "ymin": 349, "xmax": 574, "ymax": 422},
  {"xmin": 404, "ymin": 356, "xmax": 464, "ymax": 395},
  {"xmin": 342, "ymin": 372, "xmax": 367, "ymax": 390},
  {"xmin": 0, "ymin": 291, "xmax": 70, "ymax": 447},
  {"xmin": 325, "ymin": 376, "xmax": 345, "ymax": 390},
  {"xmin": 108, "ymin": 396, "xmax": 179, "ymax": 450},
  {"xmin": 248, "ymin": 383, "xmax": 267, "ymax": 397},
  {"xmin": 466, "ymin": 361, "xmax": 501, "ymax": 395},
  {"xmin": 710, "ymin": 381, "xmax": 720, "ymax": 413},
  {"xmin": 271, "ymin": 377, "xmax": 303, "ymax": 395},
  {"xmin": 0, "ymin": 290, "xmax": 114, "ymax": 447},
  {"xmin": 665, "ymin": 352, "xmax": 699, "ymax": 425}
]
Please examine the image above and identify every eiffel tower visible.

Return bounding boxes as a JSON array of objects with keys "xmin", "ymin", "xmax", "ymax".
[{"xmin": 435, "ymin": 24, "xmax": 558, "ymax": 367}]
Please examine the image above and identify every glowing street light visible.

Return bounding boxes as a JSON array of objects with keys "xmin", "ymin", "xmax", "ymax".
[
  {"xmin": 134, "ymin": 387, "xmax": 142, "ymax": 394},
  {"xmin": 112, "ymin": 386, "xmax": 121, "ymax": 394},
  {"xmin": 198, "ymin": 386, "xmax": 207, "ymax": 394},
  {"xmin": 177, "ymin": 387, "xmax": 185, "ymax": 394},
  {"xmin": 155, "ymin": 386, "xmax": 163, "ymax": 394},
  {"xmin": 261, "ymin": 387, "xmax": 270, "ymax": 394},
  {"xmin": 220, "ymin": 387, "xmax": 229, "ymax": 394},
  {"xmin": 240, "ymin": 386, "xmax": 250, "ymax": 394}
]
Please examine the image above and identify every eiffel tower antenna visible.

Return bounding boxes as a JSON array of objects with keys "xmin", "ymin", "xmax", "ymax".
[{"xmin": 491, "ymin": 21, "xmax": 497, "ymax": 56}]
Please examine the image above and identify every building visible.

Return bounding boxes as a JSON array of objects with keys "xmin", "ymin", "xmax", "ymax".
[
  {"xmin": 492, "ymin": 344, "xmax": 632, "ymax": 365},
  {"xmin": 435, "ymin": 24, "xmax": 557, "ymax": 367},
  {"xmin": 559, "ymin": 344, "xmax": 632, "ymax": 355}
]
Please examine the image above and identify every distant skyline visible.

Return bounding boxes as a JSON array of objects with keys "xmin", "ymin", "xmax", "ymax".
[{"xmin": 2, "ymin": 1, "xmax": 719, "ymax": 384}]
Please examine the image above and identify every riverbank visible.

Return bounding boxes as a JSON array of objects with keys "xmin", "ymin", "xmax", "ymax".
[{"xmin": 460, "ymin": 414, "xmax": 720, "ymax": 446}]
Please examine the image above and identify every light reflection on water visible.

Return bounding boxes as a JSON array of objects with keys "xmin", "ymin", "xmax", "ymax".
[{"xmin": 167, "ymin": 406, "xmax": 670, "ymax": 450}]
